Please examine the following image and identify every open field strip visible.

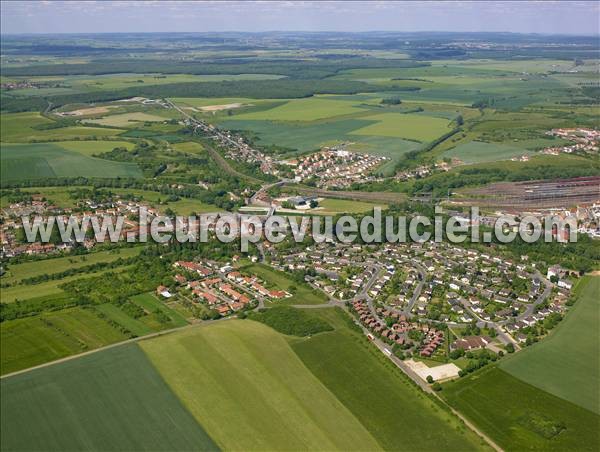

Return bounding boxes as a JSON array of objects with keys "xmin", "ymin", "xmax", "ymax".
[
  {"xmin": 56, "ymin": 139, "xmax": 135, "ymax": 155},
  {"xmin": 130, "ymin": 293, "xmax": 189, "ymax": 328},
  {"xmin": 500, "ymin": 276, "xmax": 600, "ymax": 414},
  {"xmin": 316, "ymin": 198, "xmax": 386, "ymax": 214},
  {"xmin": 140, "ymin": 320, "xmax": 381, "ymax": 451},
  {"xmin": 1, "ymin": 247, "xmax": 143, "ymax": 285},
  {"xmin": 290, "ymin": 308, "xmax": 487, "ymax": 451},
  {"xmin": 1, "ymin": 344, "xmax": 218, "ymax": 451}
]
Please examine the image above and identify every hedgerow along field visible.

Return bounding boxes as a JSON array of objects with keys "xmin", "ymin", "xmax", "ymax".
[
  {"xmin": 0, "ymin": 344, "xmax": 218, "ymax": 451},
  {"xmin": 499, "ymin": 276, "xmax": 600, "ymax": 414},
  {"xmin": 140, "ymin": 320, "xmax": 381, "ymax": 451},
  {"xmin": 0, "ymin": 142, "xmax": 142, "ymax": 181}
]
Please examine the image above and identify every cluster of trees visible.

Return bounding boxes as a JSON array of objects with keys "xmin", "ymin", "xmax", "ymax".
[{"xmin": 456, "ymin": 348, "xmax": 499, "ymax": 377}]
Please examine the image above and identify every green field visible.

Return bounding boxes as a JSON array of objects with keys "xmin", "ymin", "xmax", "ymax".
[
  {"xmin": 291, "ymin": 308, "xmax": 486, "ymax": 451},
  {"xmin": 172, "ymin": 140, "xmax": 205, "ymax": 154},
  {"xmin": 1, "ymin": 344, "xmax": 218, "ymax": 451},
  {"xmin": 0, "ymin": 142, "xmax": 142, "ymax": 181},
  {"xmin": 443, "ymin": 141, "xmax": 535, "ymax": 164},
  {"xmin": 242, "ymin": 263, "xmax": 328, "ymax": 305},
  {"xmin": 316, "ymin": 198, "xmax": 386, "ymax": 214},
  {"xmin": 140, "ymin": 320, "xmax": 381, "ymax": 451},
  {"xmin": 500, "ymin": 277, "xmax": 600, "ymax": 414},
  {"xmin": 350, "ymin": 112, "xmax": 451, "ymax": 142},
  {"xmin": 87, "ymin": 112, "xmax": 167, "ymax": 127},
  {"xmin": 1, "ymin": 247, "xmax": 143, "ymax": 285},
  {"xmin": 0, "ymin": 112, "xmax": 125, "ymax": 142},
  {"xmin": 234, "ymin": 96, "xmax": 367, "ymax": 121},
  {"xmin": 442, "ymin": 366, "xmax": 599, "ymax": 451},
  {"xmin": 0, "ymin": 307, "xmax": 128, "ymax": 375},
  {"xmin": 57, "ymin": 139, "xmax": 135, "ymax": 155},
  {"xmin": 1, "ymin": 265, "xmax": 133, "ymax": 303},
  {"xmin": 130, "ymin": 293, "xmax": 189, "ymax": 328}
]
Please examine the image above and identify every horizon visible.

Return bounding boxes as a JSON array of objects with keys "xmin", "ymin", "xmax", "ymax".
[{"xmin": 1, "ymin": 1, "xmax": 599, "ymax": 36}]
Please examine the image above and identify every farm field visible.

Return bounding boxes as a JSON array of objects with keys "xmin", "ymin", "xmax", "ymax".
[
  {"xmin": 442, "ymin": 366, "xmax": 599, "ymax": 451},
  {"xmin": 140, "ymin": 320, "xmax": 381, "ymax": 451},
  {"xmin": 0, "ymin": 142, "xmax": 142, "ymax": 181},
  {"xmin": 172, "ymin": 140, "xmax": 205, "ymax": 154},
  {"xmin": 1, "ymin": 247, "xmax": 143, "ymax": 285},
  {"xmin": 241, "ymin": 263, "xmax": 328, "ymax": 305},
  {"xmin": 291, "ymin": 308, "xmax": 486, "ymax": 451},
  {"xmin": 57, "ymin": 139, "xmax": 135, "ymax": 155},
  {"xmin": 350, "ymin": 112, "xmax": 451, "ymax": 141},
  {"xmin": 443, "ymin": 141, "xmax": 535, "ymax": 164},
  {"xmin": 499, "ymin": 276, "xmax": 600, "ymax": 414},
  {"xmin": 0, "ymin": 344, "xmax": 218, "ymax": 451},
  {"xmin": 0, "ymin": 307, "xmax": 128, "ymax": 375}
]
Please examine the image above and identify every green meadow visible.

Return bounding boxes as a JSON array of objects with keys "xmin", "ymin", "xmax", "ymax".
[
  {"xmin": 443, "ymin": 141, "xmax": 535, "ymax": 164},
  {"xmin": 350, "ymin": 112, "xmax": 451, "ymax": 142},
  {"xmin": 500, "ymin": 277, "xmax": 600, "ymax": 414}
]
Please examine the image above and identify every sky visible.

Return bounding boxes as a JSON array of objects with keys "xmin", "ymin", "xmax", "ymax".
[{"xmin": 1, "ymin": 1, "xmax": 598, "ymax": 35}]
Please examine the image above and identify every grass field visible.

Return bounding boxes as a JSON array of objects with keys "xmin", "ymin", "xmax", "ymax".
[
  {"xmin": 56, "ymin": 139, "xmax": 135, "ymax": 155},
  {"xmin": 443, "ymin": 141, "xmax": 535, "ymax": 164},
  {"xmin": 442, "ymin": 366, "xmax": 600, "ymax": 451},
  {"xmin": 1, "ymin": 112, "xmax": 125, "ymax": 142},
  {"xmin": 87, "ymin": 112, "xmax": 167, "ymax": 127},
  {"xmin": 241, "ymin": 263, "xmax": 328, "ymax": 305},
  {"xmin": 95, "ymin": 303, "xmax": 154, "ymax": 337},
  {"xmin": 0, "ymin": 142, "xmax": 142, "ymax": 181},
  {"xmin": 1, "ymin": 265, "xmax": 133, "ymax": 303},
  {"xmin": 0, "ymin": 307, "xmax": 127, "ymax": 375},
  {"xmin": 316, "ymin": 198, "xmax": 386, "ymax": 214},
  {"xmin": 350, "ymin": 112, "xmax": 451, "ymax": 142},
  {"xmin": 290, "ymin": 308, "xmax": 486, "ymax": 451},
  {"xmin": 140, "ymin": 320, "xmax": 381, "ymax": 451},
  {"xmin": 499, "ymin": 276, "xmax": 600, "ymax": 414},
  {"xmin": 1, "ymin": 247, "xmax": 143, "ymax": 285},
  {"xmin": 0, "ymin": 344, "xmax": 218, "ymax": 451},
  {"xmin": 130, "ymin": 293, "xmax": 189, "ymax": 328},
  {"xmin": 172, "ymin": 140, "xmax": 205, "ymax": 154}
]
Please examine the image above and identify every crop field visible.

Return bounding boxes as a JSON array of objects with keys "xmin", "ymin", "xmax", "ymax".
[
  {"xmin": 0, "ymin": 142, "xmax": 142, "ymax": 181},
  {"xmin": 140, "ymin": 320, "xmax": 380, "ymax": 451},
  {"xmin": 0, "ymin": 307, "xmax": 127, "ymax": 375},
  {"xmin": 442, "ymin": 366, "xmax": 599, "ymax": 451},
  {"xmin": 500, "ymin": 277, "xmax": 600, "ymax": 414},
  {"xmin": 1, "ymin": 247, "xmax": 143, "ymax": 285},
  {"xmin": 95, "ymin": 303, "xmax": 154, "ymax": 337},
  {"xmin": 350, "ymin": 112, "xmax": 451, "ymax": 142},
  {"xmin": 241, "ymin": 263, "xmax": 328, "ymax": 305},
  {"xmin": 291, "ymin": 308, "xmax": 485, "ymax": 451},
  {"xmin": 443, "ymin": 141, "xmax": 535, "ymax": 164},
  {"xmin": 0, "ymin": 344, "xmax": 218, "ymax": 451}
]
